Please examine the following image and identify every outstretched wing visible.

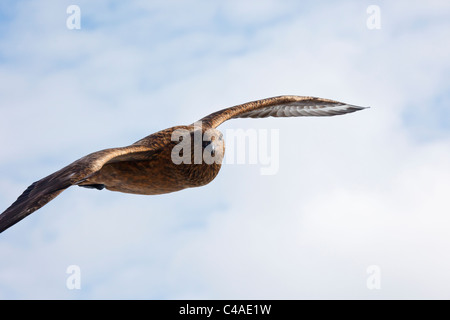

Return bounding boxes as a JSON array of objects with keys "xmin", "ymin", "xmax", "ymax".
[
  {"xmin": 0, "ymin": 144, "xmax": 155, "ymax": 233},
  {"xmin": 199, "ymin": 95, "xmax": 368, "ymax": 128}
]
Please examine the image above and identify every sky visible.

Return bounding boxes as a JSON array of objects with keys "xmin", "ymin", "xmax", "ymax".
[{"xmin": 0, "ymin": 0, "xmax": 449, "ymax": 299}]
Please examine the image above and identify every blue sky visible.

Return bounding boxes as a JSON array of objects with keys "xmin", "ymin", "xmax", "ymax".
[{"xmin": 0, "ymin": 0, "xmax": 450, "ymax": 299}]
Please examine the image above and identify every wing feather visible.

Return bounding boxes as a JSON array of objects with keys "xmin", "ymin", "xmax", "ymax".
[
  {"xmin": 0, "ymin": 144, "xmax": 154, "ymax": 233},
  {"xmin": 199, "ymin": 95, "xmax": 368, "ymax": 128}
]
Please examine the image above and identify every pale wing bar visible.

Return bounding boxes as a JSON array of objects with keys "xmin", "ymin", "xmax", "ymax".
[
  {"xmin": 235, "ymin": 101, "xmax": 366, "ymax": 119},
  {"xmin": 200, "ymin": 96, "xmax": 368, "ymax": 128}
]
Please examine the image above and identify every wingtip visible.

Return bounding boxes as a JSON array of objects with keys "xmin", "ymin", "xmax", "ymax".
[{"xmin": 348, "ymin": 104, "xmax": 370, "ymax": 111}]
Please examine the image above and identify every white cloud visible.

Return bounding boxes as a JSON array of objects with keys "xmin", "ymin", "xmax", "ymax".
[{"xmin": 0, "ymin": 0, "xmax": 449, "ymax": 299}]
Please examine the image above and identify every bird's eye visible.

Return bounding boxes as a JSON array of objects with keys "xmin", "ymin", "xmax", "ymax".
[{"xmin": 202, "ymin": 140, "xmax": 211, "ymax": 149}]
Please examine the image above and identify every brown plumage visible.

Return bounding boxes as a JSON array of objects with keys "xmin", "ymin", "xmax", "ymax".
[{"xmin": 0, "ymin": 95, "xmax": 367, "ymax": 233}]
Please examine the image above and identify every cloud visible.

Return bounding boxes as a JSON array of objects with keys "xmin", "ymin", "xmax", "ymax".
[{"xmin": 0, "ymin": 0, "xmax": 449, "ymax": 299}]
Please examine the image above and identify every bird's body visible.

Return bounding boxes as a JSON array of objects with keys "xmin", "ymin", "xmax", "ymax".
[
  {"xmin": 78, "ymin": 125, "xmax": 224, "ymax": 195},
  {"xmin": 0, "ymin": 95, "xmax": 367, "ymax": 233}
]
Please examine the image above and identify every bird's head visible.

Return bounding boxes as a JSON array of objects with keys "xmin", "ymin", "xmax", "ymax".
[
  {"xmin": 170, "ymin": 126, "xmax": 225, "ymax": 165},
  {"xmin": 201, "ymin": 128, "xmax": 225, "ymax": 164}
]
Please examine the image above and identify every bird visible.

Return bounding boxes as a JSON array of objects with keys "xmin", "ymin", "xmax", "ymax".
[{"xmin": 0, "ymin": 95, "xmax": 367, "ymax": 233}]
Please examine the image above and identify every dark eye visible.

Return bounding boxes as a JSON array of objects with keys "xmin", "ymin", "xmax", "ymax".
[{"xmin": 202, "ymin": 140, "xmax": 211, "ymax": 149}]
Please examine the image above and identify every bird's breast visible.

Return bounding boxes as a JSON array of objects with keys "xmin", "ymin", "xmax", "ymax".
[{"xmin": 83, "ymin": 153, "xmax": 222, "ymax": 195}]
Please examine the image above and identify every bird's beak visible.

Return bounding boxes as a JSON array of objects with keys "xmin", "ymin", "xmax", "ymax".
[{"xmin": 211, "ymin": 144, "xmax": 216, "ymax": 157}]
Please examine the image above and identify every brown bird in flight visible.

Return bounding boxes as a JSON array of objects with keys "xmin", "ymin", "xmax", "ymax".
[{"xmin": 0, "ymin": 96, "xmax": 367, "ymax": 233}]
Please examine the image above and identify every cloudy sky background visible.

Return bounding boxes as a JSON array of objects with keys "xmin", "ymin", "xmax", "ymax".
[{"xmin": 0, "ymin": 0, "xmax": 449, "ymax": 299}]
